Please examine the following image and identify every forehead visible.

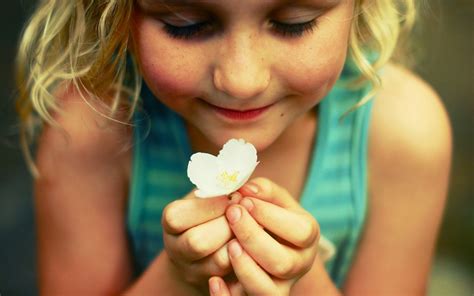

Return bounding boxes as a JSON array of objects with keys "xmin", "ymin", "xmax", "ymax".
[{"xmin": 139, "ymin": 0, "xmax": 343, "ymax": 9}]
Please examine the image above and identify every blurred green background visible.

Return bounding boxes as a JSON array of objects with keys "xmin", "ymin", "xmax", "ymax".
[
  {"xmin": 0, "ymin": 1, "xmax": 472, "ymax": 294},
  {"xmin": 415, "ymin": 2, "xmax": 473, "ymax": 294}
]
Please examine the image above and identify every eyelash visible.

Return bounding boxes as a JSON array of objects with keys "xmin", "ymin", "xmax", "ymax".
[
  {"xmin": 163, "ymin": 22, "xmax": 213, "ymax": 39},
  {"xmin": 270, "ymin": 19, "xmax": 318, "ymax": 37},
  {"xmin": 162, "ymin": 19, "xmax": 318, "ymax": 40}
]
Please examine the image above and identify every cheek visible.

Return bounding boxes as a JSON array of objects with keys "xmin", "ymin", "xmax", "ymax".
[
  {"xmin": 278, "ymin": 7, "xmax": 352, "ymax": 96},
  {"xmin": 282, "ymin": 47, "xmax": 346, "ymax": 97},
  {"xmin": 132, "ymin": 16, "xmax": 207, "ymax": 104}
]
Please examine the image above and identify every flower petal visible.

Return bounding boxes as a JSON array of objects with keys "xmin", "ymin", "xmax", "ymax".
[
  {"xmin": 218, "ymin": 138, "xmax": 258, "ymax": 173},
  {"xmin": 217, "ymin": 139, "xmax": 259, "ymax": 193},
  {"xmin": 187, "ymin": 153, "xmax": 221, "ymax": 196},
  {"xmin": 234, "ymin": 161, "xmax": 259, "ymax": 188},
  {"xmin": 187, "ymin": 139, "xmax": 259, "ymax": 198}
]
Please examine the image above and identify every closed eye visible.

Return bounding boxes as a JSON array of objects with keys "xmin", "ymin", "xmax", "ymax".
[
  {"xmin": 162, "ymin": 19, "xmax": 318, "ymax": 40},
  {"xmin": 162, "ymin": 21, "xmax": 213, "ymax": 39},
  {"xmin": 269, "ymin": 19, "xmax": 318, "ymax": 37}
]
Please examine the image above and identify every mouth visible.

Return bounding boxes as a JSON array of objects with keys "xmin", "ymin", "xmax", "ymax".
[{"xmin": 206, "ymin": 102, "xmax": 274, "ymax": 121}]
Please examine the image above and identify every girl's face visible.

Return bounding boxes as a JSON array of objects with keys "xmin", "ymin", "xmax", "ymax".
[{"xmin": 132, "ymin": 0, "xmax": 354, "ymax": 152}]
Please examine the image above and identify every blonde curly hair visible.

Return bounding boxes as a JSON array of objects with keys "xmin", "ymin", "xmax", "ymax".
[{"xmin": 16, "ymin": 0, "xmax": 416, "ymax": 176}]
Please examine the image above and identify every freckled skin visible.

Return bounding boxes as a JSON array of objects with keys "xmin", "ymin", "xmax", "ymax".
[{"xmin": 131, "ymin": 0, "xmax": 354, "ymax": 152}]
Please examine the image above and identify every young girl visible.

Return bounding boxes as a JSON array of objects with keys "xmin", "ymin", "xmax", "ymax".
[{"xmin": 16, "ymin": 0, "xmax": 452, "ymax": 295}]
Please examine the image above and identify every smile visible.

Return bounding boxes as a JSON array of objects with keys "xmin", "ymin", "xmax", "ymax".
[{"xmin": 206, "ymin": 102, "xmax": 274, "ymax": 121}]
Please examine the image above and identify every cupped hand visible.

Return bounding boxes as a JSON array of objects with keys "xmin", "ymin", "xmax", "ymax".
[
  {"xmin": 209, "ymin": 178, "xmax": 320, "ymax": 295},
  {"xmin": 162, "ymin": 191, "xmax": 241, "ymax": 291}
]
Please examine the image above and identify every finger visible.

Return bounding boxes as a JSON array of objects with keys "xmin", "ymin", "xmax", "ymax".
[
  {"xmin": 240, "ymin": 197, "xmax": 319, "ymax": 248},
  {"xmin": 209, "ymin": 276, "xmax": 231, "ymax": 296},
  {"xmin": 229, "ymin": 191, "xmax": 243, "ymax": 205},
  {"xmin": 211, "ymin": 242, "xmax": 232, "ymax": 273},
  {"xmin": 168, "ymin": 243, "xmax": 232, "ymax": 285},
  {"xmin": 227, "ymin": 239, "xmax": 276, "ymax": 295},
  {"xmin": 170, "ymin": 215, "xmax": 233, "ymax": 261},
  {"xmin": 226, "ymin": 205, "xmax": 305, "ymax": 279},
  {"xmin": 238, "ymin": 177, "xmax": 298, "ymax": 209},
  {"xmin": 189, "ymin": 242, "xmax": 232, "ymax": 277},
  {"xmin": 162, "ymin": 194, "xmax": 231, "ymax": 234}
]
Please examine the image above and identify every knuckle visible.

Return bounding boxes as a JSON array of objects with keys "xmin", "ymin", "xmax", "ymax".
[
  {"xmin": 253, "ymin": 177, "xmax": 292, "ymax": 202},
  {"xmin": 296, "ymin": 216, "xmax": 319, "ymax": 247},
  {"xmin": 236, "ymin": 228, "xmax": 253, "ymax": 244},
  {"xmin": 272, "ymin": 257, "xmax": 295, "ymax": 279},
  {"xmin": 184, "ymin": 228, "xmax": 209, "ymax": 259},
  {"xmin": 252, "ymin": 177, "xmax": 274, "ymax": 193},
  {"xmin": 162, "ymin": 201, "xmax": 184, "ymax": 233}
]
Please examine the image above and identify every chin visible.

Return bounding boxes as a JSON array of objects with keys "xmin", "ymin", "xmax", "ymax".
[{"xmin": 203, "ymin": 127, "xmax": 281, "ymax": 153}]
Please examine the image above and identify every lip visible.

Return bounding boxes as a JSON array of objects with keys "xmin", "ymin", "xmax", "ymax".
[{"xmin": 207, "ymin": 102, "xmax": 274, "ymax": 121}]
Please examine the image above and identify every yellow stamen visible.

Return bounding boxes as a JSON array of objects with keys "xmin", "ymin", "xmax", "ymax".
[{"xmin": 218, "ymin": 170, "xmax": 240, "ymax": 189}]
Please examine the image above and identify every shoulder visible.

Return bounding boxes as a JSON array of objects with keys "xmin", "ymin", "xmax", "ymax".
[
  {"xmin": 344, "ymin": 64, "xmax": 452, "ymax": 292},
  {"xmin": 369, "ymin": 62, "xmax": 452, "ymax": 181},
  {"xmin": 36, "ymin": 86, "xmax": 132, "ymax": 180}
]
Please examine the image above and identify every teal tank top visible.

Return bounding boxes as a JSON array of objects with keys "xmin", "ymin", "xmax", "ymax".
[{"xmin": 127, "ymin": 63, "xmax": 374, "ymax": 287}]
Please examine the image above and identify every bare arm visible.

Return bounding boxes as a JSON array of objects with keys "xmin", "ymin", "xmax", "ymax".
[
  {"xmin": 35, "ymin": 92, "xmax": 133, "ymax": 294},
  {"xmin": 35, "ymin": 89, "xmax": 201, "ymax": 295},
  {"xmin": 343, "ymin": 64, "xmax": 452, "ymax": 294}
]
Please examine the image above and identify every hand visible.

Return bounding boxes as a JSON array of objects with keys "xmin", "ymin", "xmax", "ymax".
[
  {"xmin": 162, "ymin": 191, "xmax": 242, "ymax": 292},
  {"xmin": 209, "ymin": 178, "xmax": 320, "ymax": 295}
]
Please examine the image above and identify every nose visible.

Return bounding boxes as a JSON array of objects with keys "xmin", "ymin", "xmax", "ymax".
[{"xmin": 213, "ymin": 31, "xmax": 270, "ymax": 100}]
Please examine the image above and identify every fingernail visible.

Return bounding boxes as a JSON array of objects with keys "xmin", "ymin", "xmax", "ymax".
[
  {"xmin": 240, "ymin": 198, "xmax": 254, "ymax": 212},
  {"xmin": 209, "ymin": 278, "xmax": 221, "ymax": 295},
  {"xmin": 229, "ymin": 192, "xmax": 242, "ymax": 205},
  {"xmin": 228, "ymin": 240, "xmax": 242, "ymax": 258},
  {"xmin": 226, "ymin": 206, "xmax": 241, "ymax": 224},
  {"xmin": 245, "ymin": 183, "xmax": 259, "ymax": 194}
]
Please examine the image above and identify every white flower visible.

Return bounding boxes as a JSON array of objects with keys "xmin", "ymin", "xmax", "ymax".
[{"xmin": 187, "ymin": 138, "xmax": 259, "ymax": 198}]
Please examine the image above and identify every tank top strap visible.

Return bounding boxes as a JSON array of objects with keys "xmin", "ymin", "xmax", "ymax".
[{"xmin": 300, "ymin": 75, "xmax": 373, "ymax": 285}]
